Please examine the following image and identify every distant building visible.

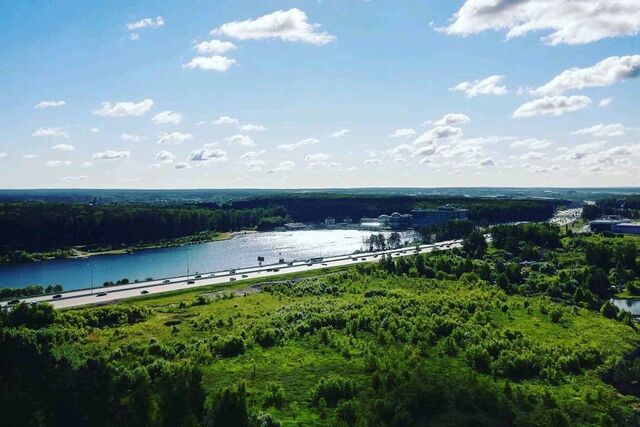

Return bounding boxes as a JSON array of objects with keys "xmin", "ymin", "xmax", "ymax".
[
  {"xmin": 324, "ymin": 217, "xmax": 336, "ymax": 226},
  {"xmin": 389, "ymin": 212, "xmax": 412, "ymax": 230},
  {"xmin": 343, "ymin": 217, "xmax": 353, "ymax": 224},
  {"xmin": 284, "ymin": 222, "xmax": 307, "ymax": 230},
  {"xmin": 589, "ymin": 216, "xmax": 640, "ymax": 235},
  {"xmin": 411, "ymin": 205, "xmax": 469, "ymax": 228},
  {"xmin": 613, "ymin": 223, "xmax": 640, "ymax": 235}
]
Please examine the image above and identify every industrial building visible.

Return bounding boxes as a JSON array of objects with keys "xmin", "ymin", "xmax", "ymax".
[
  {"xmin": 589, "ymin": 216, "xmax": 640, "ymax": 235},
  {"xmin": 411, "ymin": 206, "xmax": 469, "ymax": 229}
]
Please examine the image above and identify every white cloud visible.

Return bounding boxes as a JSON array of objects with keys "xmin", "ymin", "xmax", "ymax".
[
  {"xmin": 90, "ymin": 128, "xmax": 100, "ymax": 133},
  {"xmin": 32, "ymin": 127, "xmax": 68, "ymax": 138},
  {"xmin": 239, "ymin": 123, "xmax": 268, "ymax": 132},
  {"xmin": 572, "ymin": 123, "xmax": 627, "ymax": 138},
  {"xmin": 189, "ymin": 148, "xmax": 228, "ymax": 162},
  {"xmin": 330, "ymin": 129, "xmax": 350, "ymax": 138},
  {"xmin": 52, "ymin": 144, "xmax": 75, "ymax": 152},
  {"xmin": 121, "ymin": 133, "xmax": 143, "ymax": 142},
  {"xmin": 557, "ymin": 142, "xmax": 605, "ymax": 160},
  {"xmin": 0, "ymin": 152, "xmax": 7, "ymax": 159},
  {"xmin": 152, "ymin": 110, "xmax": 183, "ymax": 125},
  {"xmin": 60, "ymin": 175, "xmax": 88, "ymax": 182},
  {"xmin": 414, "ymin": 125, "xmax": 463, "ymax": 144},
  {"xmin": 599, "ymin": 97, "xmax": 613, "ymax": 108},
  {"xmin": 127, "ymin": 16, "xmax": 164, "ymax": 31},
  {"xmin": 212, "ymin": 8, "xmax": 335, "ymax": 45},
  {"xmin": 194, "ymin": 39, "xmax": 237, "ymax": 54},
  {"xmin": 305, "ymin": 152, "xmax": 329, "ymax": 162},
  {"xmin": 512, "ymin": 95, "xmax": 591, "ymax": 118},
  {"xmin": 92, "ymin": 150, "xmax": 130, "ymax": 160},
  {"xmin": 81, "ymin": 161, "xmax": 93, "ymax": 168},
  {"xmin": 34, "ymin": 100, "xmax": 65, "ymax": 109},
  {"xmin": 510, "ymin": 138, "xmax": 552, "ymax": 150},
  {"xmin": 243, "ymin": 160, "xmax": 266, "ymax": 171},
  {"xmin": 213, "ymin": 116, "xmax": 240, "ymax": 125},
  {"xmin": 451, "ymin": 75, "xmax": 508, "ymax": 97},
  {"xmin": 93, "ymin": 99, "xmax": 154, "ymax": 117},
  {"xmin": 22, "ymin": 154, "xmax": 36, "ymax": 159},
  {"xmin": 157, "ymin": 132, "xmax": 192, "ymax": 145},
  {"xmin": 240, "ymin": 150, "xmax": 265, "ymax": 159},
  {"xmin": 442, "ymin": 0, "xmax": 640, "ymax": 45},
  {"xmin": 266, "ymin": 161, "xmax": 295, "ymax": 174},
  {"xmin": 389, "ymin": 128, "xmax": 416, "ymax": 138},
  {"xmin": 478, "ymin": 158, "xmax": 496, "ymax": 167},
  {"xmin": 45, "ymin": 160, "xmax": 72, "ymax": 167},
  {"xmin": 183, "ymin": 55, "xmax": 236, "ymax": 72},
  {"xmin": 520, "ymin": 151, "xmax": 545, "ymax": 160},
  {"xmin": 434, "ymin": 113, "xmax": 471, "ymax": 126},
  {"xmin": 533, "ymin": 55, "xmax": 640, "ymax": 95},
  {"xmin": 155, "ymin": 150, "xmax": 176, "ymax": 163},
  {"xmin": 364, "ymin": 159, "xmax": 383, "ymax": 166},
  {"xmin": 226, "ymin": 134, "xmax": 255, "ymax": 147},
  {"xmin": 174, "ymin": 162, "xmax": 190, "ymax": 170},
  {"xmin": 278, "ymin": 137, "xmax": 319, "ymax": 151}
]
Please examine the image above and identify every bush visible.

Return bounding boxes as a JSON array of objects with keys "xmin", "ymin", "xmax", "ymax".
[
  {"xmin": 311, "ymin": 375, "xmax": 357, "ymax": 407},
  {"xmin": 549, "ymin": 307, "xmax": 563, "ymax": 323},
  {"xmin": 600, "ymin": 301, "xmax": 619, "ymax": 319},
  {"xmin": 212, "ymin": 335, "xmax": 245, "ymax": 357},
  {"xmin": 263, "ymin": 382, "xmax": 285, "ymax": 408}
]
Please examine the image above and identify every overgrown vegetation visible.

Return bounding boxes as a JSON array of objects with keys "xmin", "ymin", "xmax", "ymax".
[{"xmin": 1, "ymin": 225, "xmax": 640, "ymax": 426}]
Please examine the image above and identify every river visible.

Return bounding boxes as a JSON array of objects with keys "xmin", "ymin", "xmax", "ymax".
[{"xmin": 0, "ymin": 230, "xmax": 416, "ymax": 291}]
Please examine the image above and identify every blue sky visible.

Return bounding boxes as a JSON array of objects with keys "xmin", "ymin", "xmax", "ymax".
[{"xmin": 1, "ymin": 0, "xmax": 639, "ymax": 188}]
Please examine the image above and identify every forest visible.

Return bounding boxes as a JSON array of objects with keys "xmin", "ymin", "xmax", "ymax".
[
  {"xmin": 0, "ymin": 195, "xmax": 559, "ymax": 264},
  {"xmin": 2, "ymin": 225, "xmax": 640, "ymax": 426}
]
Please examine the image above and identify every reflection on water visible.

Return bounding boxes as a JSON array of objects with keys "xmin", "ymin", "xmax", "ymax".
[
  {"xmin": 0, "ymin": 230, "xmax": 415, "ymax": 291},
  {"xmin": 612, "ymin": 298, "xmax": 640, "ymax": 316}
]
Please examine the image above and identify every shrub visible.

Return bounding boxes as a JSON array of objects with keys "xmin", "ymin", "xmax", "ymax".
[
  {"xmin": 212, "ymin": 335, "xmax": 245, "ymax": 357},
  {"xmin": 263, "ymin": 382, "xmax": 285, "ymax": 408},
  {"xmin": 600, "ymin": 301, "xmax": 619, "ymax": 319},
  {"xmin": 311, "ymin": 375, "xmax": 357, "ymax": 407},
  {"xmin": 549, "ymin": 307, "xmax": 563, "ymax": 323}
]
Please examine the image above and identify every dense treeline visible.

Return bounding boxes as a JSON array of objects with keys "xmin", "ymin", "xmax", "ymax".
[
  {"xmin": 582, "ymin": 195, "xmax": 640, "ymax": 220},
  {"xmin": 0, "ymin": 202, "xmax": 288, "ymax": 253},
  {"xmin": 229, "ymin": 194, "xmax": 559, "ymax": 224}
]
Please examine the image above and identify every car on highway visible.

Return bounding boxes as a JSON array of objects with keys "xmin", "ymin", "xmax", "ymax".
[
  {"xmin": 163, "ymin": 280, "xmax": 171, "ymax": 284},
  {"xmin": 361, "ymin": 257, "xmax": 367, "ymax": 261},
  {"xmin": 8, "ymin": 299, "xmax": 20, "ymax": 305},
  {"xmin": 140, "ymin": 290, "xmax": 149, "ymax": 295},
  {"xmin": 322, "ymin": 263, "xmax": 328, "ymax": 266},
  {"xmin": 96, "ymin": 292, "xmax": 107, "ymax": 297},
  {"xmin": 52, "ymin": 294, "xmax": 62, "ymax": 299},
  {"xmin": 195, "ymin": 275, "xmax": 202, "ymax": 279},
  {"xmin": 230, "ymin": 277, "xmax": 236, "ymax": 282},
  {"xmin": 187, "ymin": 280, "xmax": 195, "ymax": 284},
  {"xmin": 307, "ymin": 263, "xmax": 313, "ymax": 266},
  {"xmin": 273, "ymin": 268, "xmax": 280, "ymax": 272},
  {"xmin": 242, "ymin": 274, "xmax": 248, "ymax": 278}
]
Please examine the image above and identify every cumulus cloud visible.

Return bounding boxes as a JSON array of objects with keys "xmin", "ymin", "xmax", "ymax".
[
  {"xmin": 155, "ymin": 150, "xmax": 176, "ymax": 163},
  {"xmin": 121, "ymin": 133, "xmax": 144, "ymax": 142},
  {"xmin": 34, "ymin": 100, "xmax": 65, "ymax": 109},
  {"xmin": 22, "ymin": 154, "xmax": 36, "ymax": 159},
  {"xmin": 90, "ymin": 128, "xmax": 100, "ymax": 133},
  {"xmin": 330, "ymin": 129, "xmax": 350, "ymax": 138},
  {"xmin": 182, "ymin": 55, "xmax": 236, "ymax": 72},
  {"xmin": 278, "ymin": 137, "xmax": 319, "ymax": 151},
  {"xmin": 478, "ymin": 158, "xmax": 496, "ymax": 167},
  {"xmin": 240, "ymin": 150, "xmax": 265, "ymax": 159},
  {"xmin": 157, "ymin": 132, "xmax": 192, "ymax": 145},
  {"xmin": 389, "ymin": 128, "xmax": 416, "ymax": 138},
  {"xmin": 212, "ymin": 8, "xmax": 335, "ymax": 45},
  {"xmin": 93, "ymin": 99, "xmax": 154, "ymax": 117},
  {"xmin": 226, "ymin": 134, "xmax": 255, "ymax": 147},
  {"xmin": 364, "ymin": 159, "xmax": 383, "ymax": 166},
  {"xmin": 599, "ymin": 97, "xmax": 613, "ymax": 107},
  {"xmin": 266, "ymin": 161, "xmax": 295, "ymax": 174},
  {"xmin": 189, "ymin": 148, "xmax": 228, "ymax": 162},
  {"xmin": 520, "ymin": 151, "xmax": 545, "ymax": 160},
  {"xmin": 512, "ymin": 95, "xmax": 591, "ymax": 118},
  {"xmin": 441, "ymin": 0, "xmax": 640, "ymax": 45},
  {"xmin": 414, "ymin": 125, "xmax": 463, "ymax": 144},
  {"xmin": 451, "ymin": 75, "xmax": 508, "ymax": 97},
  {"xmin": 127, "ymin": 16, "xmax": 165, "ymax": 31},
  {"xmin": 533, "ymin": 55, "xmax": 640, "ymax": 95},
  {"xmin": 239, "ymin": 123, "xmax": 267, "ymax": 132},
  {"xmin": 45, "ymin": 160, "xmax": 72, "ymax": 167},
  {"xmin": 194, "ymin": 39, "xmax": 237, "ymax": 54},
  {"xmin": 60, "ymin": 175, "xmax": 88, "ymax": 182},
  {"xmin": 557, "ymin": 142, "xmax": 605, "ymax": 160},
  {"xmin": 32, "ymin": 127, "xmax": 68, "ymax": 138},
  {"xmin": 0, "ymin": 152, "xmax": 7, "ymax": 159},
  {"xmin": 434, "ymin": 113, "xmax": 471, "ymax": 126},
  {"xmin": 510, "ymin": 138, "xmax": 552, "ymax": 150},
  {"xmin": 92, "ymin": 150, "xmax": 130, "ymax": 160},
  {"xmin": 174, "ymin": 162, "xmax": 190, "ymax": 170},
  {"xmin": 572, "ymin": 123, "xmax": 627, "ymax": 138},
  {"xmin": 52, "ymin": 144, "xmax": 75, "ymax": 152},
  {"xmin": 213, "ymin": 116, "xmax": 239, "ymax": 125},
  {"xmin": 152, "ymin": 110, "xmax": 183, "ymax": 125}
]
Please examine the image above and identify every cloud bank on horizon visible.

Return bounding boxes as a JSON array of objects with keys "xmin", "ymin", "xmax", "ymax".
[{"xmin": 1, "ymin": 0, "xmax": 640, "ymax": 188}]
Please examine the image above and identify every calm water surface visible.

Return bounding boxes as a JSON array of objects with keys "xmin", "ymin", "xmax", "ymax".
[
  {"xmin": 0, "ymin": 230, "xmax": 415, "ymax": 291},
  {"xmin": 612, "ymin": 298, "xmax": 640, "ymax": 316}
]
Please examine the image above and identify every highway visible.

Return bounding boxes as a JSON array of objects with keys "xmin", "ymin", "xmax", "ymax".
[{"xmin": 0, "ymin": 239, "xmax": 463, "ymax": 310}]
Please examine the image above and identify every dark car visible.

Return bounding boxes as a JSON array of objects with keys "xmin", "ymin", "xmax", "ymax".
[
  {"xmin": 242, "ymin": 274, "xmax": 248, "ymax": 278},
  {"xmin": 96, "ymin": 292, "xmax": 107, "ymax": 297},
  {"xmin": 8, "ymin": 299, "xmax": 20, "ymax": 305},
  {"xmin": 322, "ymin": 263, "xmax": 328, "ymax": 266},
  {"xmin": 187, "ymin": 280, "xmax": 195, "ymax": 284},
  {"xmin": 52, "ymin": 294, "xmax": 62, "ymax": 299},
  {"xmin": 195, "ymin": 275, "xmax": 202, "ymax": 279},
  {"xmin": 163, "ymin": 279, "xmax": 171, "ymax": 284},
  {"xmin": 140, "ymin": 290, "xmax": 149, "ymax": 295}
]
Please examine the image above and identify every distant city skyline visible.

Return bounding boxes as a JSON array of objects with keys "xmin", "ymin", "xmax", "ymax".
[{"xmin": 1, "ymin": 0, "xmax": 640, "ymax": 188}]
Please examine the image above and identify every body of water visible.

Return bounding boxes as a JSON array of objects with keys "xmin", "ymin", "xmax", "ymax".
[
  {"xmin": 612, "ymin": 298, "xmax": 640, "ymax": 316},
  {"xmin": 0, "ymin": 230, "xmax": 416, "ymax": 291}
]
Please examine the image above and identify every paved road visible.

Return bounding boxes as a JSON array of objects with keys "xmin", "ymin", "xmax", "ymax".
[
  {"xmin": 1, "ymin": 239, "xmax": 463, "ymax": 310},
  {"xmin": 549, "ymin": 208, "xmax": 583, "ymax": 227}
]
